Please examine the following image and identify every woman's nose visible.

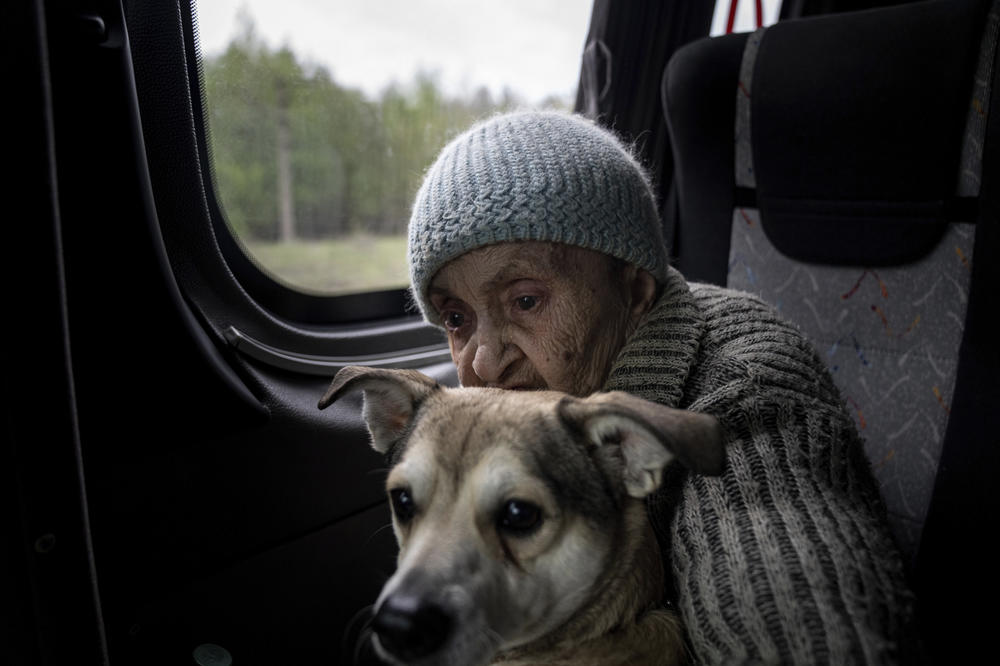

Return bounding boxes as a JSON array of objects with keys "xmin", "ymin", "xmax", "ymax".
[{"xmin": 470, "ymin": 322, "xmax": 510, "ymax": 386}]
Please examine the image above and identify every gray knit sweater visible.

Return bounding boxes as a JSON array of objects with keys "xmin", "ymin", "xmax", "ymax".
[{"xmin": 605, "ymin": 267, "xmax": 913, "ymax": 664}]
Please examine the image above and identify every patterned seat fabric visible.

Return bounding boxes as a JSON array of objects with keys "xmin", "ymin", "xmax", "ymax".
[{"xmin": 728, "ymin": 205, "xmax": 977, "ymax": 561}]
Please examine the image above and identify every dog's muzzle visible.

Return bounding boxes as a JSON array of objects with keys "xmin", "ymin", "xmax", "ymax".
[{"xmin": 372, "ymin": 592, "xmax": 453, "ymax": 662}]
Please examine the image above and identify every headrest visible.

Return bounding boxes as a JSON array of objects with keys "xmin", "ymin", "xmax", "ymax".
[
  {"xmin": 747, "ymin": 0, "xmax": 989, "ymax": 266},
  {"xmin": 661, "ymin": 32, "xmax": 749, "ymax": 283}
]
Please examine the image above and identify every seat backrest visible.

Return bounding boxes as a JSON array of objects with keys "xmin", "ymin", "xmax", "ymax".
[{"xmin": 663, "ymin": 0, "xmax": 1000, "ymax": 660}]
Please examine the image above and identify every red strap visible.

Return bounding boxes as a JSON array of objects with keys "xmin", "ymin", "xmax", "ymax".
[
  {"xmin": 727, "ymin": 0, "xmax": 765, "ymax": 33},
  {"xmin": 726, "ymin": 0, "xmax": 739, "ymax": 34}
]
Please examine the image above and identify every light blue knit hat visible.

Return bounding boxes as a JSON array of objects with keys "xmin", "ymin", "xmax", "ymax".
[{"xmin": 407, "ymin": 110, "xmax": 669, "ymax": 324}]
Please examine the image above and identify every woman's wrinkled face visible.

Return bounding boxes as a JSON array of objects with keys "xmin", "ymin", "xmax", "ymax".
[{"xmin": 428, "ymin": 242, "xmax": 655, "ymax": 396}]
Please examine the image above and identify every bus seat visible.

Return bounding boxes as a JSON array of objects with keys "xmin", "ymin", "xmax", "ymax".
[{"xmin": 661, "ymin": 0, "xmax": 1000, "ymax": 661}]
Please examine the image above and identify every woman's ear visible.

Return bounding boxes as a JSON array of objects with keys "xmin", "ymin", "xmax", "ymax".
[{"xmin": 625, "ymin": 266, "xmax": 658, "ymax": 329}]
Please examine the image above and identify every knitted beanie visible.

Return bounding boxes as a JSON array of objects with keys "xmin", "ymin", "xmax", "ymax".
[{"xmin": 407, "ymin": 110, "xmax": 669, "ymax": 324}]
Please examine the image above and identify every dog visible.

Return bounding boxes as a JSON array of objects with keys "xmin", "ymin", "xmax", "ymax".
[{"xmin": 319, "ymin": 366, "xmax": 725, "ymax": 666}]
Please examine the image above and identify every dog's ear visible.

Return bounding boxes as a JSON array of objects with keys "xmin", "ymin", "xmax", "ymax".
[
  {"xmin": 318, "ymin": 366, "xmax": 440, "ymax": 453},
  {"xmin": 557, "ymin": 391, "xmax": 725, "ymax": 499}
]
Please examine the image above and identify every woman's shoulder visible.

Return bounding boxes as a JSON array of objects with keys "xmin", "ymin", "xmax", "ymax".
[
  {"xmin": 687, "ymin": 281, "xmax": 808, "ymax": 350},
  {"xmin": 687, "ymin": 280, "xmax": 787, "ymax": 322},
  {"xmin": 682, "ymin": 280, "xmax": 844, "ymax": 409}
]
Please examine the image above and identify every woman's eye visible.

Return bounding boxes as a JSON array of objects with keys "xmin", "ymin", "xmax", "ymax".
[
  {"xmin": 443, "ymin": 311, "xmax": 465, "ymax": 329},
  {"xmin": 497, "ymin": 499, "xmax": 542, "ymax": 535},
  {"xmin": 389, "ymin": 488, "xmax": 416, "ymax": 523},
  {"xmin": 514, "ymin": 295, "xmax": 537, "ymax": 311}
]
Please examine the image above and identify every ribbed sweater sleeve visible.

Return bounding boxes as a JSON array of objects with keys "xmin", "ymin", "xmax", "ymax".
[{"xmin": 606, "ymin": 269, "xmax": 913, "ymax": 665}]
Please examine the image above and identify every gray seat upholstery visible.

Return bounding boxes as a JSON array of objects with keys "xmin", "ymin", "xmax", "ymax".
[{"xmin": 662, "ymin": 0, "xmax": 1000, "ymax": 661}]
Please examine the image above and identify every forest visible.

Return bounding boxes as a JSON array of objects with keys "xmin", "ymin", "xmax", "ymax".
[{"xmin": 202, "ymin": 13, "xmax": 569, "ymax": 245}]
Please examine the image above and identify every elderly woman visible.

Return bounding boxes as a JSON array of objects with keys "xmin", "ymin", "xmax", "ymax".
[{"xmin": 407, "ymin": 110, "xmax": 912, "ymax": 664}]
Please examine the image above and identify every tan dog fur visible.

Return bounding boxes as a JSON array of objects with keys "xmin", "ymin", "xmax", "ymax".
[{"xmin": 319, "ymin": 366, "xmax": 725, "ymax": 666}]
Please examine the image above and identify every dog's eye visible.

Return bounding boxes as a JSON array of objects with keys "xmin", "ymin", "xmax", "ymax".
[
  {"xmin": 497, "ymin": 499, "xmax": 542, "ymax": 535},
  {"xmin": 389, "ymin": 488, "xmax": 416, "ymax": 523}
]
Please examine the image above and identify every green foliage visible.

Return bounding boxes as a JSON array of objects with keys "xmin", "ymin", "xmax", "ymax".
[
  {"xmin": 242, "ymin": 235, "xmax": 410, "ymax": 294},
  {"xmin": 201, "ymin": 13, "xmax": 568, "ymax": 242}
]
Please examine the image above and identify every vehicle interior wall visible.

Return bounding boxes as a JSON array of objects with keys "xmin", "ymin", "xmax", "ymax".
[
  {"xmin": 5, "ymin": 1, "xmax": 442, "ymax": 663},
  {"xmin": 3, "ymin": 1, "xmax": 109, "ymax": 663}
]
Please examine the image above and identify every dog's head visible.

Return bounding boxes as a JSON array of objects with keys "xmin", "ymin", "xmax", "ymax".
[{"xmin": 320, "ymin": 366, "xmax": 724, "ymax": 666}]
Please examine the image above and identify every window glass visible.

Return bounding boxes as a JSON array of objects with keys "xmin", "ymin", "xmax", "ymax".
[
  {"xmin": 710, "ymin": 0, "xmax": 782, "ymax": 36},
  {"xmin": 195, "ymin": 1, "xmax": 593, "ymax": 296}
]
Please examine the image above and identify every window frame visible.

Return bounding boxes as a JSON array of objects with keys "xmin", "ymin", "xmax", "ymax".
[{"xmin": 123, "ymin": 0, "xmax": 451, "ymax": 380}]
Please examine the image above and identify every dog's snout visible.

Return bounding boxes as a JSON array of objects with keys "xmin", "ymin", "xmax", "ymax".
[{"xmin": 373, "ymin": 593, "xmax": 452, "ymax": 661}]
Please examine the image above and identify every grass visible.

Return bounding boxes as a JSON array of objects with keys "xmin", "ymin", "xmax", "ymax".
[{"xmin": 242, "ymin": 233, "xmax": 410, "ymax": 295}]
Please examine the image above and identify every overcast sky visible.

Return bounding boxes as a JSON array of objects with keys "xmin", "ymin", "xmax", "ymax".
[
  {"xmin": 194, "ymin": 1, "xmax": 780, "ymax": 104},
  {"xmin": 194, "ymin": 0, "xmax": 595, "ymax": 103}
]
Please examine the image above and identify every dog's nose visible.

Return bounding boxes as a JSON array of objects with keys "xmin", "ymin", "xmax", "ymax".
[{"xmin": 372, "ymin": 594, "xmax": 452, "ymax": 661}]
